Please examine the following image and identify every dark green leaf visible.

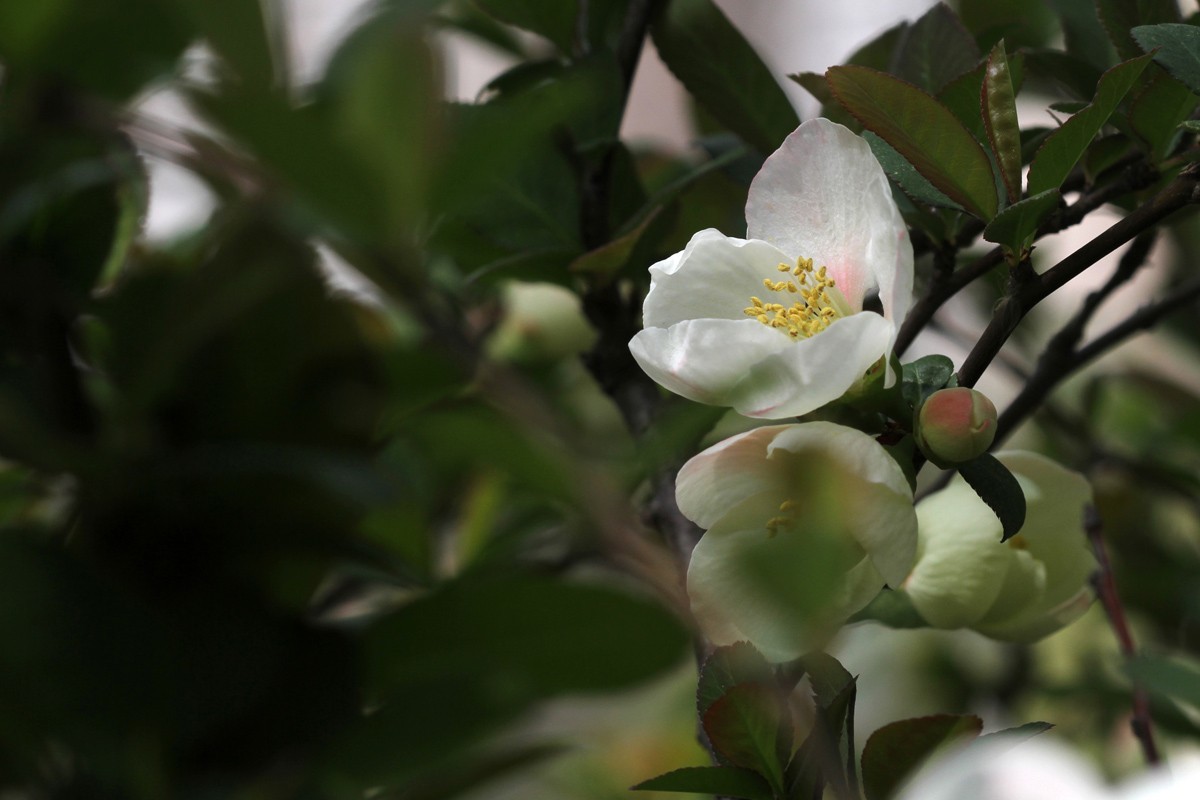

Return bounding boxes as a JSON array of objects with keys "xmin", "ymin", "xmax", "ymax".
[
  {"xmin": 651, "ymin": 0, "xmax": 799, "ymax": 154},
  {"xmin": 1022, "ymin": 49, "xmax": 1104, "ymax": 101},
  {"xmin": 861, "ymin": 714, "xmax": 983, "ymax": 800},
  {"xmin": 1133, "ymin": 24, "xmax": 1200, "ymax": 94},
  {"xmin": 0, "ymin": 0, "xmax": 191, "ymax": 100},
  {"xmin": 864, "ymin": 132, "xmax": 963, "ymax": 210},
  {"xmin": 937, "ymin": 61, "xmax": 989, "ymax": 142},
  {"xmin": 1026, "ymin": 53, "xmax": 1154, "ymax": 195},
  {"xmin": 785, "ymin": 672, "xmax": 857, "ymax": 800},
  {"xmin": 1126, "ymin": 655, "xmax": 1200, "ymax": 707},
  {"xmin": 982, "ymin": 41, "xmax": 1022, "ymax": 203},
  {"xmin": 826, "ymin": 65, "xmax": 999, "ymax": 219},
  {"xmin": 344, "ymin": 574, "xmax": 687, "ymax": 783},
  {"xmin": 1046, "ymin": 0, "xmax": 1118, "ymax": 69},
  {"xmin": 955, "ymin": 453, "xmax": 1028, "ymax": 542},
  {"xmin": 702, "ymin": 683, "xmax": 787, "ymax": 793},
  {"xmin": 901, "ymin": 355, "xmax": 955, "ymax": 409},
  {"xmin": 957, "ymin": 0, "xmax": 1058, "ymax": 50},
  {"xmin": 789, "ymin": 72, "xmax": 860, "ymax": 130},
  {"xmin": 1127, "ymin": 67, "xmax": 1199, "ymax": 159},
  {"xmin": 1097, "ymin": 0, "xmax": 1181, "ymax": 60},
  {"xmin": 982, "ymin": 188, "xmax": 1062, "ymax": 254},
  {"xmin": 474, "ymin": 0, "xmax": 628, "ymax": 53},
  {"xmin": 795, "ymin": 651, "xmax": 855, "ymax": 711},
  {"xmin": 893, "ymin": 3, "xmax": 981, "ymax": 94},
  {"xmin": 633, "ymin": 766, "xmax": 774, "ymax": 800},
  {"xmin": 365, "ymin": 574, "xmax": 688, "ymax": 700},
  {"xmin": 698, "ymin": 642, "xmax": 773, "ymax": 717},
  {"xmin": 176, "ymin": 0, "xmax": 278, "ymax": 87}
]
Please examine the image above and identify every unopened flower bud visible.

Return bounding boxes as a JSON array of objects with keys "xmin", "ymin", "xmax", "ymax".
[{"xmin": 917, "ymin": 388, "xmax": 997, "ymax": 464}]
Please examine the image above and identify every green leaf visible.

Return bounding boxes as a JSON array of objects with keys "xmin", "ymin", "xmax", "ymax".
[
  {"xmin": 1133, "ymin": 24, "xmax": 1200, "ymax": 94},
  {"xmin": 473, "ymin": 0, "xmax": 628, "ymax": 53},
  {"xmin": 901, "ymin": 355, "xmax": 955, "ymax": 409},
  {"xmin": 1127, "ymin": 67, "xmax": 1199, "ymax": 160},
  {"xmin": 569, "ymin": 207, "xmax": 662, "ymax": 285},
  {"xmin": 861, "ymin": 714, "xmax": 983, "ymax": 800},
  {"xmin": 937, "ymin": 61, "xmax": 989, "ymax": 143},
  {"xmin": 1022, "ymin": 50, "xmax": 1104, "ymax": 101},
  {"xmin": 1026, "ymin": 53, "xmax": 1154, "ymax": 195},
  {"xmin": 975, "ymin": 721, "xmax": 1055, "ymax": 746},
  {"xmin": 795, "ymin": 651, "xmax": 855, "ymax": 710},
  {"xmin": 1097, "ymin": 0, "xmax": 1181, "ymax": 60},
  {"xmin": 982, "ymin": 41, "xmax": 1022, "ymax": 203},
  {"xmin": 698, "ymin": 642, "xmax": 773, "ymax": 717},
  {"xmin": 702, "ymin": 683, "xmax": 788, "ymax": 793},
  {"xmin": 633, "ymin": 766, "xmax": 774, "ymax": 800},
  {"xmin": 863, "ymin": 132, "xmax": 963, "ymax": 210},
  {"xmin": 982, "ymin": 188, "xmax": 1062, "ymax": 254},
  {"xmin": 955, "ymin": 453, "xmax": 1028, "ymax": 542},
  {"xmin": 849, "ymin": 589, "xmax": 928, "ymax": 628},
  {"xmin": 1126, "ymin": 654, "xmax": 1200, "ymax": 707},
  {"xmin": 784, "ymin": 669, "xmax": 857, "ymax": 800},
  {"xmin": 1047, "ymin": 0, "xmax": 1118, "ymax": 70},
  {"xmin": 346, "ymin": 574, "xmax": 688, "ymax": 783},
  {"xmin": 0, "ymin": 0, "xmax": 191, "ymax": 100},
  {"xmin": 175, "ymin": 0, "xmax": 278, "ymax": 87},
  {"xmin": 365, "ymin": 574, "xmax": 688, "ymax": 700},
  {"xmin": 651, "ymin": 0, "xmax": 799, "ymax": 154},
  {"xmin": 826, "ymin": 65, "xmax": 999, "ymax": 220},
  {"xmin": 893, "ymin": 3, "xmax": 981, "ymax": 94}
]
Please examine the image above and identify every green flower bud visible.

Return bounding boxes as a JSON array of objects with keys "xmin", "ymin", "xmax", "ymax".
[{"xmin": 917, "ymin": 388, "xmax": 997, "ymax": 464}]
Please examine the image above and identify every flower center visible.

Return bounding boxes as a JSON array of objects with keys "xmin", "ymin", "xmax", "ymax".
[
  {"xmin": 765, "ymin": 499, "xmax": 796, "ymax": 538},
  {"xmin": 743, "ymin": 257, "xmax": 850, "ymax": 339}
]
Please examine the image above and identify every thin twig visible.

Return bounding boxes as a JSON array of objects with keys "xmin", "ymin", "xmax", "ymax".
[
  {"xmin": 895, "ymin": 160, "xmax": 1164, "ymax": 357},
  {"xmin": 997, "ymin": 271, "xmax": 1200, "ymax": 442},
  {"xmin": 1085, "ymin": 505, "xmax": 1161, "ymax": 766},
  {"xmin": 993, "ymin": 230, "xmax": 1158, "ymax": 443},
  {"xmin": 956, "ymin": 166, "xmax": 1200, "ymax": 388}
]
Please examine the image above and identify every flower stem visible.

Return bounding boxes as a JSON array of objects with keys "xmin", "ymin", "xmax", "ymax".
[{"xmin": 1084, "ymin": 505, "xmax": 1161, "ymax": 767}]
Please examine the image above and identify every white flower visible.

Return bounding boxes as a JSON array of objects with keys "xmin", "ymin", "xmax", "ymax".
[
  {"xmin": 679, "ymin": 421, "xmax": 918, "ymax": 661},
  {"xmin": 629, "ymin": 118, "xmax": 913, "ymax": 419},
  {"xmin": 897, "ymin": 737, "xmax": 1200, "ymax": 800},
  {"xmin": 902, "ymin": 452, "xmax": 1097, "ymax": 642}
]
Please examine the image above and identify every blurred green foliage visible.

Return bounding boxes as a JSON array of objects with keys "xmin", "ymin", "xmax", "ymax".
[{"xmin": 2, "ymin": 0, "xmax": 1200, "ymax": 798}]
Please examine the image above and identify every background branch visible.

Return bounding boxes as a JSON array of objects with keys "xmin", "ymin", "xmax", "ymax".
[{"xmin": 1085, "ymin": 506, "xmax": 1161, "ymax": 766}]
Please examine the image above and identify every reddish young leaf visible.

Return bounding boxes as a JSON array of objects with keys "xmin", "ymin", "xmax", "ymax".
[{"xmin": 826, "ymin": 65, "xmax": 999, "ymax": 220}]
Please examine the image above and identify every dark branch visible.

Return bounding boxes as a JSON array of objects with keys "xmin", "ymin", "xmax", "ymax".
[
  {"xmin": 895, "ymin": 159, "xmax": 1164, "ymax": 358},
  {"xmin": 956, "ymin": 166, "xmax": 1200, "ymax": 388},
  {"xmin": 1085, "ymin": 506, "xmax": 1161, "ymax": 766},
  {"xmin": 993, "ymin": 230, "xmax": 1158, "ymax": 443}
]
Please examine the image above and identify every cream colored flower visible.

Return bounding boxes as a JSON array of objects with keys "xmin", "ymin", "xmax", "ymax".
[
  {"xmin": 903, "ymin": 452, "xmax": 1097, "ymax": 642},
  {"xmin": 680, "ymin": 421, "xmax": 918, "ymax": 661},
  {"xmin": 629, "ymin": 118, "xmax": 913, "ymax": 419}
]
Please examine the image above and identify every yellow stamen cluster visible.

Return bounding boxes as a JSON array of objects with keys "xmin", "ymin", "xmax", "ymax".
[
  {"xmin": 765, "ymin": 499, "xmax": 797, "ymax": 538},
  {"xmin": 743, "ymin": 257, "xmax": 840, "ymax": 339}
]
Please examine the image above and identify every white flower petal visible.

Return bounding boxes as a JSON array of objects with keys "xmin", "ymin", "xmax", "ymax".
[
  {"xmin": 629, "ymin": 318, "xmax": 791, "ymax": 407},
  {"xmin": 768, "ymin": 421, "xmax": 916, "ymax": 586},
  {"xmin": 906, "ymin": 482, "xmax": 1013, "ymax": 629},
  {"xmin": 675, "ymin": 424, "xmax": 794, "ymax": 530},
  {"xmin": 643, "ymin": 231, "xmax": 795, "ymax": 329},
  {"xmin": 998, "ymin": 451, "xmax": 1096, "ymax": 610},
  {"xmin": 746, "ymin": 118, "xmax": 913, "ymax": 326},
  {"xmin": 731, "ymin": 311, "xmax": 894, "ymax": 419},
  {"xmin": 687, "ymin": 513, "xmax": 861, "ymax": 662}
]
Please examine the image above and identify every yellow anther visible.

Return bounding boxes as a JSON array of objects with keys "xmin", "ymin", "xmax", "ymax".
[{"xmin": 745, "ymin": 253, "xmax": 843, "ymax": 340}]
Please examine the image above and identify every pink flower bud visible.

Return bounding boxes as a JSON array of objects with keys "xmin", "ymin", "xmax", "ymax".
[{"xmin": 917, "ymin": 388, "xmax": 998, "ymax": 464}]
